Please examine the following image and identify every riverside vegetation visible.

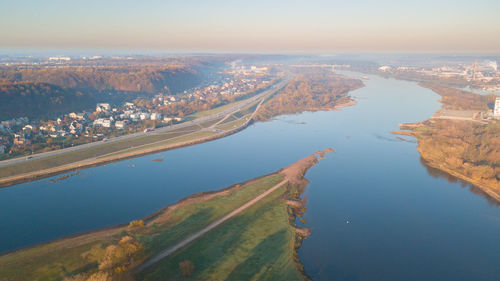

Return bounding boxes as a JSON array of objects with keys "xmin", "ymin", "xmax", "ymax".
[
  {"xmin": 253, "ymin": 69, "xmax": 363, "ymax": 121},
  {"xmin": 396, "ymin": 83, "xmax": 500, "ymax": 200},
  {"xmin": 0, "ymin": 71, "xmax": 361, "ymax": 188},
  {"xmin": 0, "ymin": 151, "xmax": 329, "ymax": 281},
  {"xmin": 0, "ymin": 59, "xmax": 208, "ymax": 120}
]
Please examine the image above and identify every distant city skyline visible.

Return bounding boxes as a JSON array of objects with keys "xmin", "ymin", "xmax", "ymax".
[{"xmin": 1, "ymin": 0, "xmax": 499, "ymax": 53}]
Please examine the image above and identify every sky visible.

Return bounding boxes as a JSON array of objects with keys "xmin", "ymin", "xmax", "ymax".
[{"xmin": 0, "ymin": 0, "xmax": 499, "ymax": 53}]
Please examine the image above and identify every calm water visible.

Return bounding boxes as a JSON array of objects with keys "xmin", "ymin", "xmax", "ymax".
[{"xmin": 1, "ymin": 73, "xmax": 499, "ymax": 280}]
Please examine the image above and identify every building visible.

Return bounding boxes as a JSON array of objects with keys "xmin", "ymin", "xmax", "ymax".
[
  {"xmin": 14, "ymin": 137, "xmax": 31, "ymax": 146},
  {"xmin": 69, "ymin": 112, "xmax": 88, "ymax": 121},
  {"xmin": 115, "ymin": 120, "xmax": 129, "ymax": 129},
  {"xmin": 379, "ymin": 66, "xmax": 391, "ymax": 72},
  {"xmin": 96, "ymin": 103, "xmax": 111, "ymax": 112},
  {"xmin": 139, "ymin": 113, "xmax": 151, "ymax": 120},
  {"xmin": 22, "ymin": 124, "xmax": 33, "ymax": 131},
  {"xmin": 150, "ymin": 113, "xmax": 162, "ymax": 120},
  {"xmin": 93, "ymin": 118, "xmax": 112, "ymax": 128},
  {"xmin": 494, "ymin": 97, "xmax": 500, "ymax": 118}
]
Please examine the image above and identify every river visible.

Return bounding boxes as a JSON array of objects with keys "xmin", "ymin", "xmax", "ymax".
[{"xmin": 1, "ymin": 72, "xmax": 499, "ymax": 280}]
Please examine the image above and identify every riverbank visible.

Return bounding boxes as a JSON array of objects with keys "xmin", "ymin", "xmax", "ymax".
[
  {"xmin": 0, "ymin": 150, "xmax": 331, "ymax": 281},
  {"xmin": 0, "ymin": 73, "xmax": 362, "ymax": 189},
  {"xmin": 0, "ymin": 118, "xmax": 246, "ymax": 188},
  {"xmin": 394, "ymin": 83, "xmax": 500, "ymax": 202},
  {"xmin": 253, "ymin": 70, "xmax": 363, "ymax": 121},
  {"xmin": 0, "ymin": 98, "xmax": 261, "ymax": 188}
]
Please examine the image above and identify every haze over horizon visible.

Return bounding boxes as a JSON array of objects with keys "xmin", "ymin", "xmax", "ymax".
[{"xmin": 1, "ymin": 0, "xmax": 499, "ymax": 54}]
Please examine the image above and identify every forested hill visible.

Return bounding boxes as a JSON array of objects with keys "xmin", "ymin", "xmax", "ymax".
[
  {"xmin": 0, "ymin": 60, "xmax": 219, "ymax": 120},
  {"xmin": 0, "ymin": 66, "xmax": 203, "ymax": 94},
  {"xmin": 0, "ymin": 82, "xmax": 97, "ymax": 120}
]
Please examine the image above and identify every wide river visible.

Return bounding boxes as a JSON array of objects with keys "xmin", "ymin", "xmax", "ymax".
[{"xmin": 1, "ymin": 73, "xmax": 499, "ymax": 280}]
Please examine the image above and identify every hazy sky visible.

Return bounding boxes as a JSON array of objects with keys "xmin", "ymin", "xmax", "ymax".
[{"xmin": 1, "ymin": 0, "xmax": 499, "ymax": 53}]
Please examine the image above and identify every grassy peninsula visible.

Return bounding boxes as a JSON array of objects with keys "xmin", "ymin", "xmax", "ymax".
[
  {"xmin": 396, "ymin": 83, "xmax": 500, "ymax": 201},
  {"xmin": 0, "ymin": 150, "xmax": 332, "ymax": 281}
]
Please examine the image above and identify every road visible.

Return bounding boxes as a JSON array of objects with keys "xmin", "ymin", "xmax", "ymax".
[
  {"xmin": 0, "ymin": 79, "xmax": 289, "ymax": 169},
  {"xmin": 134, "ymin": 179, "xmax": 289, "ymax": 273}
]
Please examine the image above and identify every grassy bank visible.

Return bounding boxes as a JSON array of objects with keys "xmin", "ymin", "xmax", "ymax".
[
  {"xmin": 0, "ymin": 151, "xmax": 326, "ymax": 281},
  {"xmin": 0, "ymin": 79, "xmax": 283, "ymax": 188},
  {"xmin": 136, "ymin": 176, "xmax": 308, "ymax": 281},
  {"xmin": 0, "ymin": 121, "xmax": 212, "ymax": 179},
  {"xmin": 0, "ymin": 106, "xmax": 258, "ymax": 188}
]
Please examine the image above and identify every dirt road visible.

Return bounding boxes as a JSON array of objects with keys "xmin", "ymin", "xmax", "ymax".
[{"xmin": 134, "ymin": 178, "xmax": 289, "ymax": 273}]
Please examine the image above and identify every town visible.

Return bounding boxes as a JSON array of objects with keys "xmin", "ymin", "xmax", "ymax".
[
  {"xmin": 0, "ymin": 63, "xmax": 275, "ymax": 159},
  {"xmin": 377, "ymin": 59, "xmax": 500, "ymax": 93}
]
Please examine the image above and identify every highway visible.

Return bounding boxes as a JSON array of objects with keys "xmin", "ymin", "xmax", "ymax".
[{"xmin": 0, "ymin": 79, "xmax": 289, "ymax": 169}]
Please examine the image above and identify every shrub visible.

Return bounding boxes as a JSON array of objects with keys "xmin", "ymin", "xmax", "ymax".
[{"xmin": 179, "ymin": 260, "xmax": 195, "ymax": 277}]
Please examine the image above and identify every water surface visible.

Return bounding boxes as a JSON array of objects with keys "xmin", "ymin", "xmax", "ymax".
[{"xmin": 1, "ymin": 73, "xmax": 499, "ymax": 280}]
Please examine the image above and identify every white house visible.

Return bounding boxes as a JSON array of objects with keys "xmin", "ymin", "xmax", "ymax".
[
  {"xmin": 379, "ymin": 66, "xmax": 392, "ymax": 72},
  {"xmin": 115, "ymin": 120, "xmax": 129, "ymax": 129},
  {"xmin": 494, "ymin": 97, "xmax": 500, "ymax": 118},
  {"xmin": 150, "ymin": 113, "xmax": 162, "ymax": 120},
  {"xmin": 22, "ymin": 124, "xmax": 33, "ymax": 131},
  {"xmin": 139, "ymin": 113, "xmax": 151, "ymax": 120},
  {"xmin": 96, "ymin": 103, "xmax": 111, "ymax": 112},
  {"xmin": 124, "ymin": 102, "xmax": 135, "ymax": 107},
  {"xmin": 93, "ymin": 118, "xmax": 112, "ymax": 128}
]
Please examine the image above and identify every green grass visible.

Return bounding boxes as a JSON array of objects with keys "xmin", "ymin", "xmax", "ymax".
[
  {"xmin": 0, "ymin": 118, "xmax": 222, "ymax": 179},
  {"xmin": 136, "ymin": 175, "xmax": 306, "ymax": 281},
  {"xmin": 135, "ymin": 174, "xmax": 285, "ymax": 254},
  {"xmin": 0, "ymin": 89, "xmax": 265, "ymax": 181},
  {"xmin": 215, "ymin": 115, "xmax": 251, "ymax": 131},
  {"xmin": 100, "ymin": 130, "xmax": 218, "ymax": 158},
  {"xmin": 0, "ymin": 172, "xmax": 309, "ymax": 281},
  {"xmin": 189, "ymin": 100, "xmax": 247, "ymax": 119},
  {"xmin": 0, "ymin": 232, "xmax": 119, "ymax": 281}
]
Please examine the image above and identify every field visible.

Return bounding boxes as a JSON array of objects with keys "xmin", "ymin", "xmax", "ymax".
[
  {"xmin": 0, "ymin": 162, "xmax": 313, "ymax": 281},
  {"xmin": 136, "ymin": 176, "xmax": 305, "ymax": 281}
]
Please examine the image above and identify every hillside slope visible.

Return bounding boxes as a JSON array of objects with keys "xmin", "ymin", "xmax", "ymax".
[{"xmin": 0, "ymin": 82, "xmax": 97, "ymax": 120}]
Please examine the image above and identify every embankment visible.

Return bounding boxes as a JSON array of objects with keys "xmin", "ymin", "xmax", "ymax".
[{"xmin": 0, "ymin": 149, "xmax": 333, "ymax": 281}]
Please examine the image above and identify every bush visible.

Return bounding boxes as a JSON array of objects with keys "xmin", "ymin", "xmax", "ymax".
[
  {"xmin": 179, "ymin": 260, "xmax": 195, "ymax": 277},
  {"xmin": 128, "ymin": 219, "xmax": 144, "ymax": 228}
]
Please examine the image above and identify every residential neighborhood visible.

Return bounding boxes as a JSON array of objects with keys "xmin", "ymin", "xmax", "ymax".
[{"xmin": 0, "ymin": 65, "xmax": 273, "ymax": 159}]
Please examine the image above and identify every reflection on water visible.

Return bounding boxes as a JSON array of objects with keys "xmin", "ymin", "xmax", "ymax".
[
  {"xmin": 420, "ymin": 157, "xmax": 500, "ymax": 207},
  {"xmin": 1, "ymin": 72, "xmax": 499, "ymax": 280},
  {"xmin": 299, "ymin": 72, "xmax": 500, "ymax": 281}
]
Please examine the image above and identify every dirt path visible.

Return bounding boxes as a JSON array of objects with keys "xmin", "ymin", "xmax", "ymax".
[{"xmin": 134, "ymin": 178, "xmax": 289, "ymax": 273}]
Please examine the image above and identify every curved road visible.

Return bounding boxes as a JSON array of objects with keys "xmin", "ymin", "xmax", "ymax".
[{"xmin": 0, "ymin": 79, "xmax": 289, "ymax": 169}]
